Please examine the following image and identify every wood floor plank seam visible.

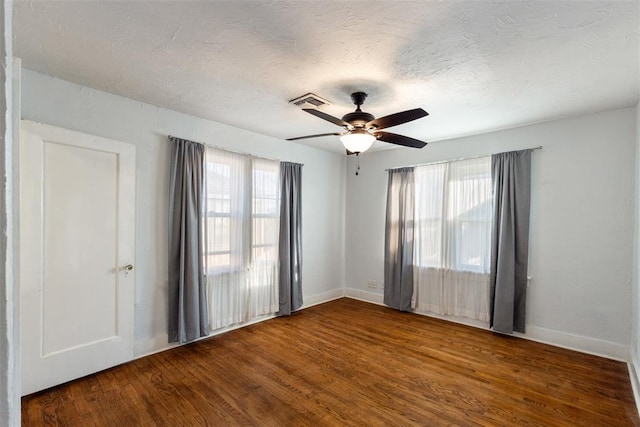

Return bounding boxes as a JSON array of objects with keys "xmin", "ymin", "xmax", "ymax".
[{"xmin": 22, "ymin": 298, "xmax": 640, "ymax": 426}]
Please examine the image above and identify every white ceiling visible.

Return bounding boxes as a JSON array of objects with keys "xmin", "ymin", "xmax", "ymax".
[{"xmin": 13, "ymin": 1, "xmax": 640, "ymax": 154}]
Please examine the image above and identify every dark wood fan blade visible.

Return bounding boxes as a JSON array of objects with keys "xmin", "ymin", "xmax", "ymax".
[
  {"xmin": 303, "ymin": 108, "xmax": 351, "ymax": 128},
  {"xmin": 374, "ymin": 131, "xmax": 427, "ymax": 148},
  {"xmin": 367, "ymin": 108, "xmax": 428, "ymax": 130},
  {"xmin": 286, "ymin": 132, "xmax": 342, "ymax": 141}
]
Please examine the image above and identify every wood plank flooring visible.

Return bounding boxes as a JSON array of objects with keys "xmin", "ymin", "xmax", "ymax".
[{"xmin": 22, "ymin": 298, "xmax": 639, "ymax": 426}]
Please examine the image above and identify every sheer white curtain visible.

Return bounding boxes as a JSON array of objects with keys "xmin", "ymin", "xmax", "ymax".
[
  {"xmin": 413, "ymin": 156, "xmax": 492, "ymax": 321},
  {"xmin": 204, "ymin": 147, "xmax": 280, "ymax": 330}
]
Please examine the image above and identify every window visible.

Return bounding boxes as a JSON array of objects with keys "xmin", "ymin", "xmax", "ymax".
[
  {"xmin": 203, "ymin": 147, "xmax": 281, "ymax": 330},
  {"xmin": 413, "ymin": 156, "xmax": 492, "ymax": 321},
  {"xmin": 205, "ymin": 161, "xmax": 232, "ymax": 270},
  {"xmin": 414, "ymin": 156, "xmax": 492, "ymax": 273},
  {"xmin": 251, "ymin": 163, "xmax": 280, "ymax": 265},
  {"xmin": 203, "ymin": 153, "xmax": 280, "ymax": 274}
]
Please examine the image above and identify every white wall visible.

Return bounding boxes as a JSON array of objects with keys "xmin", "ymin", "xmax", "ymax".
[
  {"xmin": 18, "ymin": 68, "xmax": 637, "ymax": 368},
  {"xmin": 20, "ymin": 69, "xmax": 347, "ymax": 355},
  {"xmin": 346, "ymin": 107, "xmax": 636, "ymax": 359}
]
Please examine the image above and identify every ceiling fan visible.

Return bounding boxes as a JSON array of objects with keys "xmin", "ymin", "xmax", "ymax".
[{"xmin": 287, "ymin": 91, "xmax": 429, "ymax": 155}]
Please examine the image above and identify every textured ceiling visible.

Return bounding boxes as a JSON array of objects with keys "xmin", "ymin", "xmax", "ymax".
[{"xmin": 13, "ymin": 0, "xmax": 640, "ymax": 154}]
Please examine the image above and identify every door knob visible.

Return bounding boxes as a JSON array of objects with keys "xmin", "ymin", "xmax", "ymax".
[{"xmin": 121, "ymin": 264, "xmax": 134, "ymax": 277}]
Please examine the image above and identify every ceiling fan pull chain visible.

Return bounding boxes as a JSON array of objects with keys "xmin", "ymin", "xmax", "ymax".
[{"xmin": 356, "ymin": 153, "xmax": 360, "ymax": 176}]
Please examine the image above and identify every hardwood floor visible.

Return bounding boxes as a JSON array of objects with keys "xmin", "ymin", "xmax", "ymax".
[{"xmin": 22, "ymin": 298, "xmax": 639, "ymax": 426}]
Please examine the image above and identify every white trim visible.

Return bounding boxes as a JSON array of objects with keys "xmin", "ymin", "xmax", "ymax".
[
  {"xmin": 134, "ymin": 313, "xmax": 276, "ymax": 359},
  {"xmin": 342, "ymin": 287, "xmax": 629, "ymax": 362},
  {"xmin": 10, "ymin": 57, "xmax": 20, "ymax": 419},
  {"xmin": 134, "ymin": 288, "xmax": 631, "ymax": 368},
  {"xmin": 628, "ymin": 349, "xmax": 640, "ymax": 416},
  {"xmin": 343, "ymin": 290, "xmax": 490, "ymax": 331},
  {"xmin": 413, "ymin": 308, "xmax": 489, "ymax": 330},
  {"xmin": 344, "ymin": 288, "xmax": 384, "ymax": 305},
  {"xmin": 516, "ymin": 326, "xmax": 628, "ymax": 362},
  {"xmin": 133, "ymin": 288, "xmax": 345, "ymax": 359},
  {"xmin": 0, "ymin": 6, "xmax": 16, "ymax": 419},
  {"xmin": 132, "ymin": 334, "xmax": 180, "ymax": 359},
  {"xmin": 300, "ymin": 288, "xmax": 345, "ymax": 309}
]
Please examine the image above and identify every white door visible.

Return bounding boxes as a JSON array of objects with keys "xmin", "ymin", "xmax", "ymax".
[{"xmin": 20, "ymin": 120, "xmax": 136, "ymax": 395}]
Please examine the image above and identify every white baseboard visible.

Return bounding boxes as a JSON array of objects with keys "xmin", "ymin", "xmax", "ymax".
[
  {"xmin": 342, "ymin": 287, "xmax": 629, "ymax": 362},
  {"xmin": 135, "ymin": 287, "xmax": 630, "ymax": 363},
  {"xmin": 301, "ymin": 288, "xmax": 345, "ymax": 309},
  {"xmin": 628, "ymin": 350, "xmax": 640, "ymax": 416},
  {"xmin": 516, "ymin": 326, "xmax": 629, "ymax": 362},
  {"xmin": 133, "ymin": 313, "xmax": 277, "ymax": 359},
  {"xmin": 343, "ymin": 288, "xmax": 489, "ymax": 331},
  {"xmin": 344, "ymin": 288, "xmax": 384, "ymax": 305},
  {"xmin": 133, "ymin": 288, "xmax": 346, "ymax": 359},
  {"xmin": 133, "ymin": 334, "xmax": 179, "ymax": 358}
]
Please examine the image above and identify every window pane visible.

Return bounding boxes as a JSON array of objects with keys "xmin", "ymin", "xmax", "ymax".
[
  {"xmin": 205, "ymin": 253, "xmax": 230, "ymax": 270},
  {"xmin": 204, "ymin": 161, "xmax": 233, "ymax": 271},
  {"xmin": 415, "ymin": 163, "xmax": 446, "ymax": 268},
  {"xmin": 206, "ymin": 163, "xmax": 230, "ymax": 199},
  {"xmin": 415, "ymin": 156, "xmax": 492, "ymax": 273},
  {"xmin": 447, "ymin": 157, "xmax": 492, "ymax": 272},
  {"xmin": 253, "ymin": 197, "xmax": 278, "ymax": 215},
  {"xmin": 252, "ymin": 245, "xmax": 277, "ymax": 263},
  {"xmin": 203, "ymin": 152, "xmax": 281, "ymax": 273},
  {"xmin": 205, "ymin": 217, "xmax": 229, "ymax": 252},
  {"xmin": 252, "ymin": 161, "xmax": 280, "ymax": 263},
  {"xmin": 253, "ymin": 217, "xmax": 279, "ymax": 246}
]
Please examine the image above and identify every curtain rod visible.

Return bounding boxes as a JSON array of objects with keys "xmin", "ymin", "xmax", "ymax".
[
  {"xmin": 385, "ymin": 146, "xmax": 542, "ymax": 172},
  {"xmin": 168, "ymin": 135, "xmax": 304, "ymax": 166}
]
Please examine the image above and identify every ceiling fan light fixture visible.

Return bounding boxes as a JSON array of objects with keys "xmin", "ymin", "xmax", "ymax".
[
  {"xmin": 288, "ymin": 91, "xmax": 428, "ymax": 152},
  {"xmin": 340, "ymin": 130, "xmax": 375, "ymax": 154}
]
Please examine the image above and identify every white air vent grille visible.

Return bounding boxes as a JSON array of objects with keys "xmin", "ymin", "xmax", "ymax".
[{"xmin": 289, "ymin": 93, "xmax": 331, "ymax": 108}]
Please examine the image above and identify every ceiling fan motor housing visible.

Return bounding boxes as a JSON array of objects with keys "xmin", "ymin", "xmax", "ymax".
[
  {"xmin": 343, "ymin": 91, "xmax": 374, "ymax": 128},
  {"xmin": 342, "ymin": 110, "xmax": 374, "ymax": 128}
]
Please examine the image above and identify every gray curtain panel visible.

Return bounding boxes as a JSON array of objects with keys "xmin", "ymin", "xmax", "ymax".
[
  {"xmin": 168, "ymin": 137, "xmax": 209, "ymax": 343},
  {"xmin": 489, "ymin": 149, "xmax": 532, "ymax": 334},
  {"xmin": 278, "ymin": 162, "xmax": 303, "ymax": 316},
  {"xmin": 384, "ymin": 167, "xmax": 415, "ymax": 311}
]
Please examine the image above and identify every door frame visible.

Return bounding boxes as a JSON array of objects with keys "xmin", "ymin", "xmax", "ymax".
[{"xmin": 19, "ymin": 120, "xmax": 136, "ymax": 395}]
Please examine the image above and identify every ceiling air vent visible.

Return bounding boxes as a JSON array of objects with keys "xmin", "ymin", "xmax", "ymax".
[{"xmin": 289, "ymin": 93, "xmax": 331, "ymax": 109}]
